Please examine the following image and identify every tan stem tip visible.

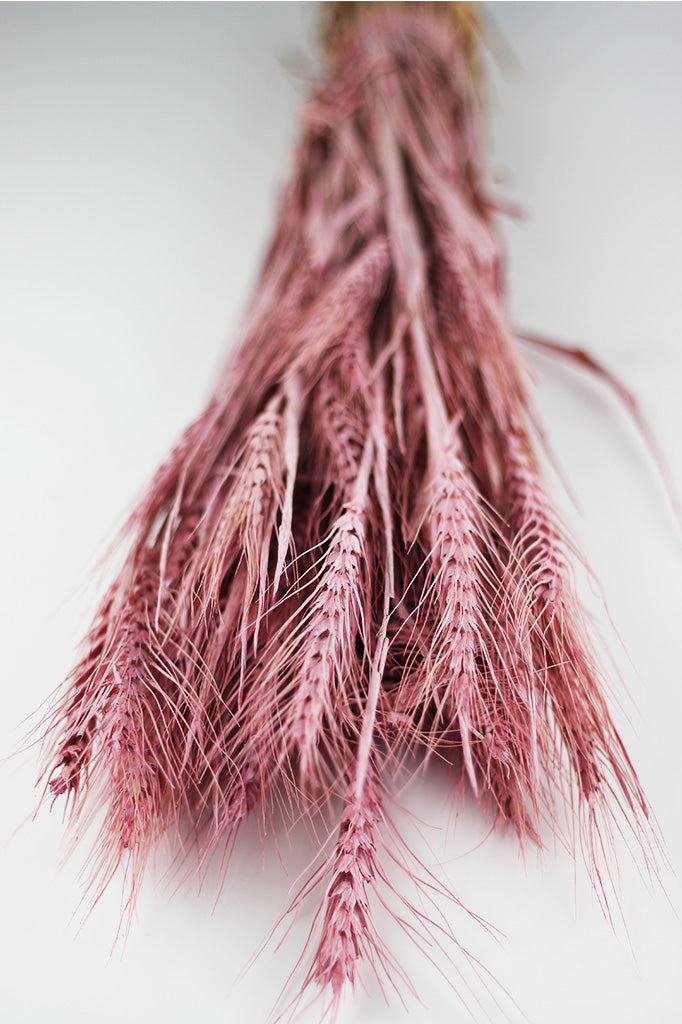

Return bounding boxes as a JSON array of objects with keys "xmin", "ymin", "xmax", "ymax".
[{"xmin": 319, "ymin": 1, "xmax": 481, "ymax": 64}]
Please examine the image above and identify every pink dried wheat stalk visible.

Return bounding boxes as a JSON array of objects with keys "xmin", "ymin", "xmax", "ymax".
[{"xmin": 36, "ymin": 4, "xmax": 657, "ymax": 1017}]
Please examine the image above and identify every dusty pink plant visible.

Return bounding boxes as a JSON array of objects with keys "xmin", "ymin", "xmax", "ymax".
[{"xmin": 37, "ymin": 3, "xmax": 658, "ymax": 1018}]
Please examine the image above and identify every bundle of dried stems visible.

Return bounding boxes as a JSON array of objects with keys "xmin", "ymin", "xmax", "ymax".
[{"xmin": 37, "ymin": 3, "xmax": 658, "ymax": 1018}]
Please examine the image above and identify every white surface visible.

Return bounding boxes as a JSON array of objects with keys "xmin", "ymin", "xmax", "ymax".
[{"xmin": 1, "ymin": 3, "xmax": 681, "ymax": 1022}]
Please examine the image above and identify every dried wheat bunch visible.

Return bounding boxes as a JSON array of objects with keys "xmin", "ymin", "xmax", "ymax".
[{"xmin": 37, "ymin": 3, "xmax": 655, "ymax": 1018}]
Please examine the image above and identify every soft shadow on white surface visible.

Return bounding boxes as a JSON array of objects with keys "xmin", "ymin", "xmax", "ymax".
[{"xmin": 1, "ymin": 4, "xmax": 681, "ymax": 1023}]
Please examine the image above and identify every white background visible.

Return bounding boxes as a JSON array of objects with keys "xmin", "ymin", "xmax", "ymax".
[{"xmin": 1, "ymin": 3, "xmax": 681, "ymax": 1022}]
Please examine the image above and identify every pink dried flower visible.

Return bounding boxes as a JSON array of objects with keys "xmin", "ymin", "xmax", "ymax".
[{"xmin": 34, "ymin": 4, "xmax": 665, "ymax": 1019}]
